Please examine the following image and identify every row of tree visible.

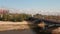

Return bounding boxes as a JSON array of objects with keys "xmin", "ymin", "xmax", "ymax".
[
  {"xmin": 0, "ymin": 13, "xmax": 59, "ymax": 22},
  {"xmin": 33, "ymin": 14, "xmax": 60, "ymax": 20},
  {"xmin": 0, "ymin": 13, "xmax": 32, "ymax": 22}
]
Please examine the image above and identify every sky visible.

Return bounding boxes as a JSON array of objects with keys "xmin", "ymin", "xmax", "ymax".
[
  {"xmin": 0, "ymin": 0, "xmax": 60, "ymax": 15},
  {"xmin": 0, "ymin": 0, "xmax": 60, "ymax": 9}
]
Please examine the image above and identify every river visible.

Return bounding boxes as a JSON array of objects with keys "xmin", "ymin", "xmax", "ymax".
[{"xmin": 0, "ymin": 29, "xmax": 36, "ymax": 34}]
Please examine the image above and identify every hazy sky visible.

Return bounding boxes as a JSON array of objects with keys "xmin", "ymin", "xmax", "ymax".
[
  {"xmin": 0, "ymin": 0, "xmax": 60, "ymax": 15},
  {"xmin": 0, "ymin": 0, "xmax": 60, "ymax": 9}
]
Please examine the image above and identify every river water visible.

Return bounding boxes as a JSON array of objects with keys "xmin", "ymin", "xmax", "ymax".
[{"xmin": 0, "ymin": 29, "xmax": 36, "ymax": 34}]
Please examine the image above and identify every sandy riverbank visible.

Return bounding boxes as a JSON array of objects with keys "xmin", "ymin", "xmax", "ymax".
[{"xmin": 0, "ymin": 21, "xmax": 31, "ymax": 31}]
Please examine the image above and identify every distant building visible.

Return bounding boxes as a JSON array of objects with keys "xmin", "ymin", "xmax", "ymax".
[
  {"xmin": 0, "ymin": 9, "xmax": 9, "ymax": 18},
  {"xmin": 0, "ymin": 9, "xmax": 9, "ymax": 14}
]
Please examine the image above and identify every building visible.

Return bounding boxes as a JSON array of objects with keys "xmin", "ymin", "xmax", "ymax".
[
  {"xmin": 0, "ymin": 8, "xmax": 9, "ymax": 18},
  {"xmin": 0, "ymin": 9, "xmax": 9, "ymax": 14}
]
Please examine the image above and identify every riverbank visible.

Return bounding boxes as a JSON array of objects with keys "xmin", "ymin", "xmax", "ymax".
[{"xmin": 0, "ymin": 21, "xmax": 31, "ymax": 31}]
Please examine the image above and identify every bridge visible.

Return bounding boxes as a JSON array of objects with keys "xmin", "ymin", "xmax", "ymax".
[{"xmin": 26, "ymin": 17, "xmax": 60, "ymax": 34}]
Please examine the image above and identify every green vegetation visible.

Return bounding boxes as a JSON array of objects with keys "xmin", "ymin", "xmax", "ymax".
[
  {"xmin": 33, "ymin": 14, "xmax": 60, "ymax": 21},
  {"xmin": 0, "ymin": 12, "xmax": 59, "ymax": 22},
  {"xmin": 0, "ymin": 13, "xmax": 32, "ymax": 22}
]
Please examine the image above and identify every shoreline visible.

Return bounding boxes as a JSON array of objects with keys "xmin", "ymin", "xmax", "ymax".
[{"xmin": 0, "ymin": 21, "xmax": 31, "ymax": 31}]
